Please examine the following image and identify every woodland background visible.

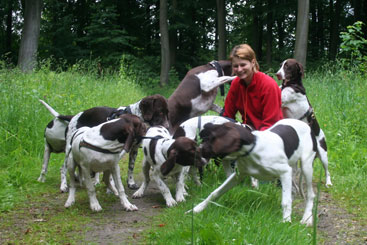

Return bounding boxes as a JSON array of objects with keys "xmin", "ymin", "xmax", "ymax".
[{"xmin": 1, "ymin": 0, "xmax": 367, "ymax": 86}]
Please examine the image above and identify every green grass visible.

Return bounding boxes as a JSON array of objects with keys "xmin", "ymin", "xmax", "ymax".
[{"xmin": 0, "ymin": 62, "xmax": 366, "ymax": 244}]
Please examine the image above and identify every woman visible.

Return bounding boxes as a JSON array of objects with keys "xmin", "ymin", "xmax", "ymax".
[{"xmin": 222, "ymin": 44, "xmax": 283, "ymax": 130}]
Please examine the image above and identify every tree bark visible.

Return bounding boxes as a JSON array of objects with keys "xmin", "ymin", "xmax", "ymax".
[
  {"xmin": 216, "ymin": 0, "xmax": 226, "ymax": 60},
  {"xmin": 160, "ymin": 0, "xmax": 170, "ymax": 86},
  {"xmin": 18, "ymin": 0, "xmax": 42, "ymax": 72},
  {"xmin": 265, "ymin": 0, "xmax": 273, "ymax": 65},
  {"xmin": 294, "ymin": 0, "xmax": 309, "ymax": 68}
]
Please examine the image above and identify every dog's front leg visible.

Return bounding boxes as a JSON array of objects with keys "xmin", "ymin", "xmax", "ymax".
[
  {"xmin": 187, "ymin": 172, "xmax": 243, "ymax": 214},
  {"xmin": 151, "ymin": 172, "xmax": 177, "ymax": 207},
  {"xmin": 60, "ymin": 158, "xmax": 69, "ymax": 192},
  {"xmin": 132, "ymin": 159, "xmax": 150, "ymax": 199},
  {"xmin": 38, "ymin": 141, "xmax": 51, "ymax": 182},
  {"xmin": 111, "ymin": 163, "xmax": 138, "ymax": 211},
  {"xmin": 65, "ymin": 155, "xmax": 77, "ymax": 208},
  {"xmin": 81, "ymin": 164, "xmax": 102, "ymax": 212},
  {"xmin": 127, "ymin": 145, "xmax": 139, "ymax": 189},
  {"xmin": 176, "ymin": 167, "xmax": 189, "ymax": 203},
  {"xmin": 210, "ymin": 104, "xmax": 222, "ymax": 114},
  {"xmin": 279, "ymin": 168, "xmax": 293, "ymax": 223}
]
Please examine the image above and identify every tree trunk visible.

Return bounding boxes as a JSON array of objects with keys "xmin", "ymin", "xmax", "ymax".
[
  {"xmin": 328, "ymin": 0, "xmax": 342, "ymax": 60},
  {"xmin": 18, "ymin": 0, "xmax": 42, "ymax": 72},
  {"xmin": 265, "ymin": 0, "xmax": 273, "ymax": 65},
  {"xmin": 216, "ymin": 0, "xmax": 226, "ymax": 60},
  {"xmin": 169, "ymin": 0, "xmax": 178, "ymax": 68},
  {"xmin": 294, "ymin": 0, "xmax": 309, "ymax": 68},
  {"xmin": 160, "ymin": 0, "xmax": 170, "ymax": 86},
  {"xmin": 6, "ymin": 2, "xmax": 13, "ymax": 54}
]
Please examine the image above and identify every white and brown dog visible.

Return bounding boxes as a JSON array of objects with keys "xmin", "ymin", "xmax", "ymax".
[
  {"xmin": 38, "ymin": 100, "xmax": 73, "ymax": 183},
  {"xmin": 168, "ymin": 60, "xmax": 235, "ymax": 133},
  {"xmin": 64, "ymin": 114, "xmax": 146, "ymax": 212},
  {"xmin": 132, "ymin": 126, "xmax": 206, "ymax": 207},
  {"xmin": 188, "ymin": 119, "xmax": 326, "ymax": 226},
  {"xmin": 59, "ymin": 94, "xmax": 169, "ymax": 192},
  {"xmin": 276, "ymin": 59, "xmax": 332, "ymax": 187}
]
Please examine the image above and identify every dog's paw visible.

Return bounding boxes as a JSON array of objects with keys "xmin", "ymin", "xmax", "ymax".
[
  {"xmin": 90, "ymin": 203, "xmax": 103, "ymax": 212},
  {"xmin": 132, "ymin": 189, "xmax": 144, "ymax": 199},
  {"xmin": 37, "ymin": 175, "xmax": 46, "ymax": 182},
  {"xmin": 64, "ymin": 199, "xmax": 75, "ymax": 208},
  {"xmin": 60, "ymin": 185, "xmax": 69, "ymax": 193},
  {"xmin": 124, "ymin": 203, "xmax": 138, "ymax": 211},
  {"xmin": 300, "ymin": 216, "xmax": 313, "ymax": 227},
  {"xmin": 166, "ymin": 198, "xmax": 177, "ymax": 207},
  {"xmin": 127, "ymin": 182, "xmax": 139, "ymax": 190},
  {"xmin": 176, "ymin": 194, "xmax": 186, "ymax": 203}
]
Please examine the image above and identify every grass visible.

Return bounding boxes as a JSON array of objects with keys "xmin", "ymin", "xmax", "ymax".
[{"xmin": 0, "ymin": 61, "xmax": 366, "ymax": 243}]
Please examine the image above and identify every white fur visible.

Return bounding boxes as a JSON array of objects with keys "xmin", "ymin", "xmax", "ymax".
[{"xmin": 188, "ymin": 119, "xmax": 323, "ymax": 226}]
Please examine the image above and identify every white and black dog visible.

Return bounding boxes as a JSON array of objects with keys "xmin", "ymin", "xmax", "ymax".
[
  {"xmin": 59, "ymin": 94, "xmax": 169, "ymax": 192},
  {"xmin": 38, "ymin": 100, "xmax": 73, "ymax": 183},
  {"xmin": 168, "ymin": 60, "xmax": 235, "ymax": 133},
  {"xmin": 132, "ymin": 126, "xmax": 206, "ymax": 207},
  {"xmin": 276, "ymin": 59, "xmax": 332, "ymax": 187},
  {"xmin": 187, "ymin": 119, "xmax": 326, "ymax": 226},
  {"xmin": 64, "ymin": 114, "xmax": 146, "ymax": 211}
]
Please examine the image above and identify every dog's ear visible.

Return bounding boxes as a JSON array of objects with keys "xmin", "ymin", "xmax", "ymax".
[
  {"xmin": 123, "ymin": 127, "xmax": 135, "ymax": 153},
  {"xmin": 296, "ymin": 61, "xmax": 304, "ymax": 79},
  {"xmin": 160, "ymin": 149, "xmax": 178, "ymax": 176}
]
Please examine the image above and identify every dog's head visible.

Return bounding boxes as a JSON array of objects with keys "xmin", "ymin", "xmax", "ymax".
[
  {"xmin": 276, "ymin": 59, "xmax": 305, "ymax": 93},
  {"xmin": 101, "ymin": 114, "xmax": 147, "ymax": 152},
  {"xmin": 199, "ymin": 122, "xmax": 255, "ymax": 159},
  {"xmin": 139, "ymin": 94, "xmax": 169, "ymax": 128},
  {"xmin": 160, "ymin": 137, "xmax": 207, "ymax": 176}
]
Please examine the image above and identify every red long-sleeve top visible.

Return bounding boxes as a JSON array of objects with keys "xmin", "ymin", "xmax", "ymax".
[{"xmin": 222, "ymin": 71, "xmax": 283, "ymax": 131}]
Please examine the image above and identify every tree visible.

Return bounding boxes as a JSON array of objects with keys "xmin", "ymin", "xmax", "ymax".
[
  {"xmin": 217, "ymin": 0, "xmax": 226, "ymax": 60},
  {"xmin": 294, "ymin": 0, "xmax": 309, "ymax": 67},
  {"xmin": 159, "ymin": 0, "xmax": 170, "ymax": 86},
  {"xmin": 18, "ymin": 0, "xmax": 42, "ymax": 72}
]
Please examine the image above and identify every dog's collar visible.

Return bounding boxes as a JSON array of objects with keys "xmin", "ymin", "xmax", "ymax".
[
  {"xmin": 140, "ymin": 135, "xmax": 164, "ymax": 141},
  {"xmin": 107, "ymin": 106, "xmax": 132, "ymax": 121},
  {"xmin": 79, "ymin": 140, "xmax": 120, "ymax": 154},
  {"xmin": 299, "ymin": 107, "xmax": 314, "ymax": 122},
  {"xmin": 241, "ymin": 140, "xmax": 257, "ymax": 158}
]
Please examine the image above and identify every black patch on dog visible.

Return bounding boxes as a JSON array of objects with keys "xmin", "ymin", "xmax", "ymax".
[
  {"xmin": 307, "ymin": 113, "xmax": 321, "ymax": 136},
  {"xmin": 311, "ymin": 132, "xmax": 317, "ymax": 153},
  {"xmin": 270, "ymin": 125, "xmax": 299, "ymax": 159},
  {"xmin": 143, "ymin": 147, "xmax": 147, "ymax": 156},
  {"xmin": 172, "ymin": 127, "xmax": 186, "ymax": 139},
  {"xmin": 319, "ymin": 137, "xmax": 327, "ymax": 151},
  {"xmin": 149, "ymin": 139, "xmax": 158, "ymax": 165},
  {"xmin": 77, "ymin": 107, "xmax": 116, "ymax": 129},
  {"xmin": 100, "ymin": 119, "xmax": 129, "ymax": 143},
  {"xmin": 46, "ymin": 120, "xmax": 54, "ymax": 129}
]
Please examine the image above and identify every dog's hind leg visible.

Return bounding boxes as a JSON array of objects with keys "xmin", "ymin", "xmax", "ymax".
[
  {"xmin": 132, "ymin": 159, "xmax": 150, "ymax": 199},
  {"xmin": 38, "ymin": 140, "xmax": 51, "ymax": 182},
  {"xmin": 65, "ymin": 156, "xmax": 77, "ymax": 208},
  {"xmin": 103, "ymin": 171, "xmax": 118, "ymax": 196},
  {"xmin": 81, "ymin": 164, "xmax": 102, "ymax": 212},
  {"xmin": 187, "ymin": 172, "xmax": 243, "ymax": 214},
  {"xmin": 127, "ymin": 145, "xmax": 139, "ymax": 189}
]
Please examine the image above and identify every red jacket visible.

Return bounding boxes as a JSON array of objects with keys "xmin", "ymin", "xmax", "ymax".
[{"xmin": 222, "ymin": 72, "xmax": 283, "ymax": 131}]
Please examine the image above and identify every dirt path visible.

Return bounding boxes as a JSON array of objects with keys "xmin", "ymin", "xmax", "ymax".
[{"xmin": 83, "ymin": 181, "xmax": 164, "ymax": 244}]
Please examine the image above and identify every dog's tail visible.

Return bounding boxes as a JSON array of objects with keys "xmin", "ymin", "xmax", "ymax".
[{"xmin": 39, "ymin": 99, "xmax": 60, "ymax": 117}]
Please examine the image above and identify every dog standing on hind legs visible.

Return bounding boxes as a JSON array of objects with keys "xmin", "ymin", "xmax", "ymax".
[{"xmin": 276, "ymin": 59, "xmax": 332, "ymax": 188}]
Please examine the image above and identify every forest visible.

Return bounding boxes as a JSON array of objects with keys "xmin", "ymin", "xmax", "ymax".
[{"xmin": 1, "ymin": 0, "xmax": 367, "ymax": 85}]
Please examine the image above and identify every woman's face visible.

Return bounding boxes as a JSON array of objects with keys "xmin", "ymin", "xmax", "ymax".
[{"xmin": 232, "ymin": 57, "xmax": 255, "ymax": 85}]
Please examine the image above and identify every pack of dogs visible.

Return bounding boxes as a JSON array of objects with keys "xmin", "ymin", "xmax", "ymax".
[{"xmin": 38, "ymin": 59, "xmax": 332, "ymax": 226}]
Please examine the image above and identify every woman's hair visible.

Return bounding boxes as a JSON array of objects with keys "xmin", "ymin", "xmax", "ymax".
[{"xmin": 230, "ymin": 44, "xmax": 260, "ymax": 71}]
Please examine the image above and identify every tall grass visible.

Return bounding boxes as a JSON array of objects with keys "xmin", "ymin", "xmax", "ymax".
[{"xmin": 0, "ymin": 60, "xmax": 366, "ymax": 243}]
